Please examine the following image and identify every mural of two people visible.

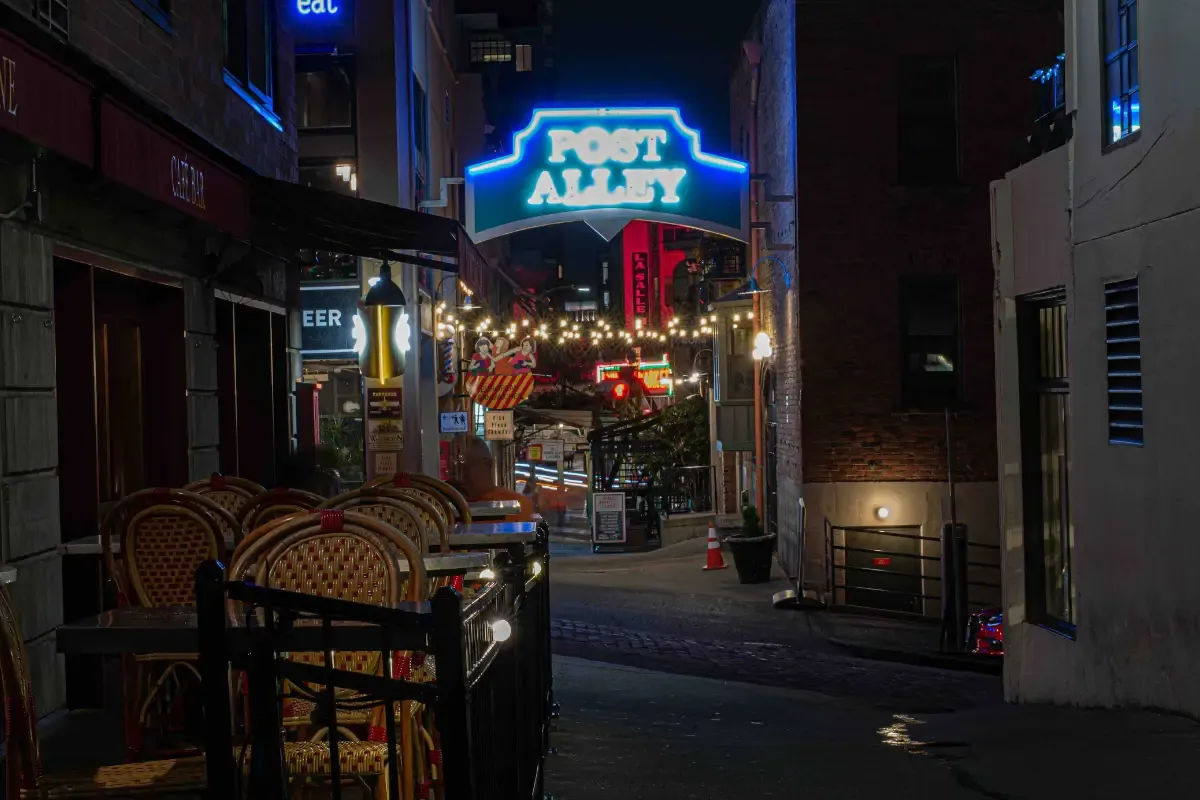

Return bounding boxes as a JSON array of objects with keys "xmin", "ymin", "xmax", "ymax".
[{"xmin": 469, "ymin": 335, "xmax": 538, "ymax": 377}]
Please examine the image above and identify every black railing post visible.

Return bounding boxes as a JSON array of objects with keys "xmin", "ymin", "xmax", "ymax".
[
  {"xmin": 431, "ymin": 586, "xmax": 475, "ymax": 800},
  {"xmin": 196, "ymin": 561, "xmax": 234, "ymax": 800},
  {"xmin": 246, "ymin": 613, "xmax": 287, "ymax": 800}
]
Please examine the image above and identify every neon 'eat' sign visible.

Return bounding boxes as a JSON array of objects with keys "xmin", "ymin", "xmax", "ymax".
[
  {"xmin": 297, "ymin": 0, "xmax": 339, "ymax": 15},
  {"xmin": 466, "ymin": 108, "xmax": 748, "ymax": 243}
]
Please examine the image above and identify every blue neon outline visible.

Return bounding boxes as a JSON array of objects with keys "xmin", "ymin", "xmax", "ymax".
[{"xmin": 466, "ymin": 108, "xmax": 748, "ymax": 176}]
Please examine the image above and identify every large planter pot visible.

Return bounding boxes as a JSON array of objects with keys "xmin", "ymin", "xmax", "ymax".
[{"xmin": 726, "ymin": 532, "xmax": 776, "ymax": 584}]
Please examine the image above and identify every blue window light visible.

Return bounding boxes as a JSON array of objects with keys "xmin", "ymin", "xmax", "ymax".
[{"xmin": 1102, "ymin": 0, "xmax": 1139, "ymax": 145}]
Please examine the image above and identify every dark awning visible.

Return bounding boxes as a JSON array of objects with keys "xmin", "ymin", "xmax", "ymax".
[{"xmin": 252, "ymin": 178, "xmax": 462, "ymax": 269}]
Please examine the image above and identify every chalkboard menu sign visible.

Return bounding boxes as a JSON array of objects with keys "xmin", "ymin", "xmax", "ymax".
[{"xmin": 592, "ymin": 492, "xmax": 627, "ymax": 544}]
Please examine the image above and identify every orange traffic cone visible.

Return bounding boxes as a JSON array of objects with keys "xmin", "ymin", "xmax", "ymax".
[{"xmin": 702, "ymin": 524, "xmax": 727, "ymax": 570}]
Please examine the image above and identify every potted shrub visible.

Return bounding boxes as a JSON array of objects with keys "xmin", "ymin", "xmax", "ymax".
[{"xmin": 725, "ymin": 504, "xmax": 776, "ymax": 584}]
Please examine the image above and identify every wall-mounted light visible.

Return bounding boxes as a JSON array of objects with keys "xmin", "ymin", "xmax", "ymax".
[
  {"xmin": 354, "ymin": 261, "xmax": 410, "ymax": 380},
  {"xmin": 875, "ymin": 506, "xmax": 890, "ymax": 520},
  {"xmin": 752, "ymin": 331, "xmax": 773, "ymax": 360}
]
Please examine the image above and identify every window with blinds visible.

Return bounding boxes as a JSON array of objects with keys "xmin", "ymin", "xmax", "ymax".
[{"xmin": 1104, "ymin": 277, "xmax": 1143, "ymax": 446}]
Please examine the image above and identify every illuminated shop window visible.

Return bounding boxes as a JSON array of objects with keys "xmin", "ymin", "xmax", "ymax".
[{"xmin": 471, "ymin": 36, "xmax": 513, "ymax": 64}]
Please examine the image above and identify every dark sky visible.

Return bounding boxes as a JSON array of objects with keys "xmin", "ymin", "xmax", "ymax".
[{"xmin": 551, "ymin": 0, "xmax": 755, "ymax": 154}]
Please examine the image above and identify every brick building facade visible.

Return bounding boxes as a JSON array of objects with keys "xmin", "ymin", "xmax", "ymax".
[
  {"xmin": 732, "ymin": 0, "xmax": 1060, "ymax": 601},
  {"xmin": 0, "ymin": 1, "xmax": 299, "ymax": 716}
]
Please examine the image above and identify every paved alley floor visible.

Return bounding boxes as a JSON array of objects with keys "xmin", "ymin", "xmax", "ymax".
[{"xmin": 546, "ymin": 657, "xmax": 1198, "ymax": 800}]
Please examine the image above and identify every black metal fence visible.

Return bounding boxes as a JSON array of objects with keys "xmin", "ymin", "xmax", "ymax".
[
  {"xmin": 825, "ymin": 523, "xmax": 1001, "ymax": 617},
  {"xmin": 660, "ymin": 465, "xmax": 715, "ymax": 514},
  {"xmin": 195, "ymin": 539, "xmax": 553, "ymax": 800}
]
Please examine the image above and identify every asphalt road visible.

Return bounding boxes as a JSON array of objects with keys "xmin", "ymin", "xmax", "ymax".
[{"xmin": 546, "ymin": 547, "xmax": 1200, "ymax": 799}]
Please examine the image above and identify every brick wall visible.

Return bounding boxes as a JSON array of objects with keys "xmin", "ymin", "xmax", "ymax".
[
  {"xmin": 730, "ymin": 0, "xmax": 801, "ymax": 568},
  {"xmin": 69, "ymin": 0, "xmax": 297, "ymax": 180}
]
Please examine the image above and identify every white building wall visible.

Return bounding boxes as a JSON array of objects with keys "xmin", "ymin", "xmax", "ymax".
[{"xmin": 994, "ymin": 0, "xmax": 1200, "ymax": 716}]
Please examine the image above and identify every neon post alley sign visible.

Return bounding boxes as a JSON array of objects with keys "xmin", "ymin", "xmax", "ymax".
[{"xmin": 465, "ymin": 108, "xmax": 748, "ymax": 243}]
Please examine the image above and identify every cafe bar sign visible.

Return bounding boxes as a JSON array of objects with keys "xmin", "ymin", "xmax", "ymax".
[
  {"xmin": 466, "ymin": 107, "xmax": 749, "ymax": 243},
  {"xmin": 0, "ymin": 30, "xmax": 95, "ymax": 166}
]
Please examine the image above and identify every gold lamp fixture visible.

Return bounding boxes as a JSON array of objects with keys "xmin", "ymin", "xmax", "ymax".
[{"xmin": 354, "ymin": 261, "xmax": 411, "ymax": 381}]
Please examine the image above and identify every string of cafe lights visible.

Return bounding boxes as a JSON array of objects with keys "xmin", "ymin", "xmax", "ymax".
[{"xmin": 432, "ymin": 301, "xmax": 754, "ymax": 348}]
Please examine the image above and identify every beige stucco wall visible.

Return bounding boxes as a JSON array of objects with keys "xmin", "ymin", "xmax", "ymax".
[
  {"xmin": 802, "ymin": 480, "xmax": 1000, "ymax": 613},
  {"xmin": 993, "ymin": 0, "xmax": 1200, "ymax": 716}
]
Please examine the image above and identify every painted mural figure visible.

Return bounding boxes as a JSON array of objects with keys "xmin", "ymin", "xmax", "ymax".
[
  {"xmin": 469, "ymin": 337, "xmax": 494, "ymax": 376},
  {"xmin": 510, "ymin": 338, "xmax": 538, "ymax": 373},
  {"xmin": 491, "ymin": 335, "xmax": 516, "ymax": 375}
]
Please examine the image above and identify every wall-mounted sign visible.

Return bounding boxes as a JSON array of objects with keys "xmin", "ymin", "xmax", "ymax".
[
  {"xmin": 366, "ymin": 387, "xmax": 403, "ymax": 453},
  {"xmin": 596, "ymin": 359, "xmax": 674, "ymax": 396},
  {"xmin": 297, "ymin": 0, "xmax": 341, "ymax": 14},
  {"xmin": 439, "ymin": 411, "xmax": 470, "ymax": 434},
  {"xmin": 484, "ymin": 410, "xmax": 514, "ymax": 441},
  {"xmin": 0, "ymin": 30, "xmax": 95, "ymax": 167},
  {"xmin": 300, "ymin": 283, "xmax": 360, "ymax": 357},
  {"xmin": 100, "ymin": 99, "xmax": 250, "ymax": 238},
  {"xmin": 528, "ymin": 440, "xmax": 565, "ymax": 463},
  {"xmin": 631, "ymin": 252, "xmax": 649, "ymax": 318},
  {"xmin": 466, "ymin": 107, "xmax": 748, "ymax": 243}
]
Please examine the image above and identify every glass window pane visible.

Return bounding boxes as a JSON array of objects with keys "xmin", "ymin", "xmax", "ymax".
[
  {"xmin": 1128, "ymin": 2, "xmax": 1138, "ymax": 44},
  {"xmin": 224, "ymin": 0, "xmax": 247, "ymax": 80},
  {"xmin": 1103, "ymin": 0, "xmax": 1120, "ymax": 55},
  {"xmin": 1039, "ymin": 393, "xmax": 1071, "ymax": 622},
  {"xmin": 247, "ymin": 0, "xmax": 269, "ymax": 95},
  {"xmin": 1107, "ymin": 61, "xmax": 1122, "ymax": 141},
  {"xmin": 1128, "ymin": 45, "xmax": 1139, "ymax": 89},
  {"xmin": 1130, "ymin": 89, "xmax": 1141, "ymax": 133}
]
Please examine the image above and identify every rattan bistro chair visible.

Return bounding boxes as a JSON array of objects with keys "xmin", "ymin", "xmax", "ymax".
[
  {"xmin": 183, "ymin": 473, "xmax": 266, "ymax": 533},
  {"xmin": 231, "ymin": 511, "xmax": 428, "ymax": 797},
  {"xmin": 99, "ymin": 488, "xmax": 239, "ymax": 609},
  {"xmin": 237, "ymin": 487, "xmax": 325, "ymax": 541},
  {"xmin": 321, "ymin": 488, "xmax": 449, "ymax": 554},
  {"xmin": 0, "ymin": 584, "xmax": 206, "ymax": 798},
  {"xmin": 364, "ymin": 473, "xmax": 472, "ymax": 524},
  {"xmin": 121, "ymin": 495, "xmax": 231, "ymax": 758}
]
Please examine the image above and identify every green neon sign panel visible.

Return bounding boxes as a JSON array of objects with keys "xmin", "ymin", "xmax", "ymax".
[{"xmin": 466, "ymin": 108, "xmax": 749, "ymax": 243}]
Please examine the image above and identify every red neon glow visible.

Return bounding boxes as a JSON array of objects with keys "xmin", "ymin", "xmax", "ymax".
[{"xmin": 612, "ymin": 381, "xmax": 629, "ymax": 400}]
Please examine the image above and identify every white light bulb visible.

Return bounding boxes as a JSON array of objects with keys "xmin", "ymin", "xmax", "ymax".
[
  {"xmin": 393, "ymin": 311, "xmax": 412, "ymax": 354},
  {"xmin": 490, "ymin": 619, "xmax": 512, "ymax": 642}
]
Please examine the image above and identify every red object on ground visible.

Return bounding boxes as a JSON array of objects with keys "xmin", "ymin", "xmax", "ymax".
[
  {"xmin": 969, "ymin": 608, "xmax": 1004, "ymax": 656},
  {"xmin": 702, "ymin": 524, "xmax": 727, "ymax": 571}
]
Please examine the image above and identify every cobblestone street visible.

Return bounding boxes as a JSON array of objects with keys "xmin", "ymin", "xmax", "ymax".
[{"xmin": 551, "ymin": 618, "xmax": 1001, "ymax": 712}]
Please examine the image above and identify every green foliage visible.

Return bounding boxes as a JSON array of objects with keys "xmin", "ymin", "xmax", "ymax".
[
  {"xmin": 319, "ymin": 417, "xmax": 364, "ymax": 481},
  {"xmin": 741, "ymin": 503, "xmax": 762, "ymax": 536},
  {"xmin": 631, "ymin": 394, "xmax": 710, "ymax": 477}
]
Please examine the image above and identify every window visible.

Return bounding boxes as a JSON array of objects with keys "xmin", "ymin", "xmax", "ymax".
[
  {"xmin": 516, "ymin": 44, "xmax": 533, "ymax": 72},
  {"xmin": 470, "ymin": 36, "xmax": 513, "ymax": 64},
  {"xmin": 129, "ymin": 0, "xmax": 170, "ymax": 31},
  {"xmin": 224, "ymin": 0, "xmax": 276, "ymax": 113},
  {"xmin": 413, "ymin": 76, "xmax": 429, "ymax": 181},
  {"xmin": 1104, "ymin": 277, "xmax": 1143, "ymax": 445},
  {"xmin": 899, "ymin": 277, "xmax": 960, "ymax": 410},
  {"xmin": 1103, "ymin": 0, "xmax": 1139, "ymax": 145},
  {"xmin": 897, "ymin": 56, "xmax": 959, "ymax": 185},
  {"xmin": 601, "ymin": 262, "xmax": 609, "ymax": 283},
  {"xmin": 1018, "ymin": 290, "xmax": 1074, "ymax": 630},
  {"xmin": 602, "ymin": 290, "xmax": 610, "ymax": 310},
  {"xmin": 296, "ymin": 64, "xmax": 354, "ymax": 129}
]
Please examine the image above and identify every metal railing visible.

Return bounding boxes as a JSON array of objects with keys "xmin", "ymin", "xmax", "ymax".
[
  {"xmin": 825, "ymin": 523, "xmax": 1001, "ymax": 617},
  {"xmin": 660, "ymin": 465, "xmax": 715, "ymax": 514},
  {"xmin": 195, "ymin": 536, "xmax": 553, "ymax": 800}
]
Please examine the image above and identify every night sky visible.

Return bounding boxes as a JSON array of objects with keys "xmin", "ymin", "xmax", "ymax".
[{"xmin": 551, "ymin": 0, "xmax": 756, "ymax": 155}]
